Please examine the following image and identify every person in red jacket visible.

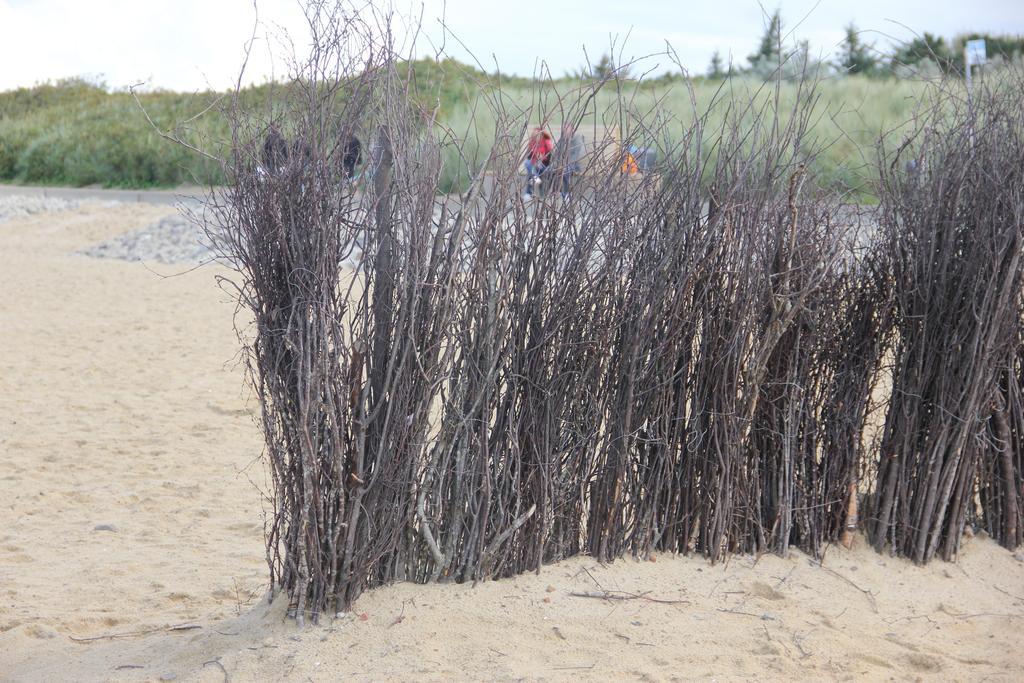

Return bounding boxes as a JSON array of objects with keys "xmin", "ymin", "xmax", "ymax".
[{"xmin": 523, "ymin": 126, "xmax": 554, "ymax": 198}]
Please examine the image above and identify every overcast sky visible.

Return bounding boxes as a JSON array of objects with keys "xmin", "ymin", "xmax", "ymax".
[{"xmin": 1, "ymin": 0, "xmax": 1022, "ymax": 92}]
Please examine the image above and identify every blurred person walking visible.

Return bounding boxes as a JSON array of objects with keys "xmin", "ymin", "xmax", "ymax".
[
  {"xmin": 553, "ymin": 124, "xmax": 585, "ymax": 200},
  {"xmin": 523, "ymin": 126, "xmax": 554, "ymax": 198}
]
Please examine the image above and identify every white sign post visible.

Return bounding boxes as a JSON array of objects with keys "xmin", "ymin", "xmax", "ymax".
[
  {"xmin": 965, "ymin": 39, "xmax": 986, "ymax": 93},
  {"xmin": 964, "ymin": 39, "xmax": 985, "ymax": 148}
]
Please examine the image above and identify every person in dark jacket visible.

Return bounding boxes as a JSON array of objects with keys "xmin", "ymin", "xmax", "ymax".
[
  {"xmin": 553, "ymin": 124, "xmax": 585, "ymax": 200},
  {"xmin": 290, "ymin": 138, "xmax": 313, "ymax": 170},
  {"xmin": 261, "ymin": 126, "xmax": 289, "ymax": 175},
  {"xmin": 342, "ymin": 134, "xmax": 362, "ymax": 179}
]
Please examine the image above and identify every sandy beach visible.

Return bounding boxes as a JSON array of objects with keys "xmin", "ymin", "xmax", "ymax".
[{"xmin": 1, "ymin": 201, "xmax": 1023, "ymax": 682}]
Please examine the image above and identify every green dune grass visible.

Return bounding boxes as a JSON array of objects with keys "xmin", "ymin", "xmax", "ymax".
[{"xmin": 0, "ymin": 63, "xmax": 934, "ymax": 196}]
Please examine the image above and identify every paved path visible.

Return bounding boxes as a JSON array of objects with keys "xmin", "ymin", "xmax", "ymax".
[{"xmin": 0, "ymin": 184, "xmax": 205, "ymax": 205}]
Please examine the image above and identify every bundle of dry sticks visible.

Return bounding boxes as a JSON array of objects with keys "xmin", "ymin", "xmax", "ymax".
[{"xmin": 200, "ymin": 6, "xmax": 1023, "ymax": 621}]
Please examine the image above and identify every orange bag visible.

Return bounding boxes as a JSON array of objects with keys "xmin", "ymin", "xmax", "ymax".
[{"xmin": 621, "ymin": 151, "xmax": 639, "ymax": 175}]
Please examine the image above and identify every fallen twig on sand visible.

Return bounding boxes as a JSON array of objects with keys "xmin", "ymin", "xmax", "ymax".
[
  {"xmin": 791, "ymin": 631, "xmax": 812, "ymax": 659},
  {"xmin": 168, "ymin": 624, "xmax": 202, "ymax": 632},
  {"xmin": 203, "ymin": 658, "xmax": 230, "ymax": 683},
  {"xmin": 937, "ymin": 605, "xmax": 1024, "ymax": 620},
  {"xmin": 389, "ymin": 599, "xmax": 410, "ymax": 627},
  {"xmin": 992, "ymin": 585, "xmax": 1024, "ymax": 603},
  {"xmin": 552, "ymin": 664, "xmax": 595, "ymax": 670},
  {"xmin": 814, "ymin": 562, "xmax": 878, "ymax": 613},
  {"xmin": 69, "ymin": 623, "xmax": 202, "ymax": 642},
  {"xmin": 569, "ymin": 590, "xmax": 688, "ymax": 605},
  {"xmin": 573, "ymin": 565, "xmax": 603, "ymax": 589},
  {"xmin": 717, "ymin": 608, "xmax": 775, "ymax": 620},
  {"xmin": 761, "ymin": 624, "xmax": 794, "ymax": 659}
]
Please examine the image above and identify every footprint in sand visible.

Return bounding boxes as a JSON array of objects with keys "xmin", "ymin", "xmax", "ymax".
[
  {"xmin": 903, "ymin": 652, "xmax": 943, "ymax": 673},
  {"xmin": 853, "ymin": 652, "xmax": 894, "ymax": 670},
  {"xmin": 749, "ymin": 581, "xmax": 786, "ymax": 601},
  {"xmin": 27, "ymin": 623, "xmax": 59, "ymax": 639},
  {"xmin": 750, "ymin": 642, "xmax": 781, "ymax": 657}
]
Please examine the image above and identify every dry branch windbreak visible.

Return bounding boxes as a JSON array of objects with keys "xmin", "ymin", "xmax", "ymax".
[
  {"xmin": 204, "ymin": 11, "xmax": 1023, "ymax": 621},
  {"xmin": 867, "ymin": 82, "xmax": 1024, "ymax": 560}
]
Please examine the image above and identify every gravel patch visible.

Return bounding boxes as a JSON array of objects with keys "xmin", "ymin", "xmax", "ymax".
[
  {"xmin": 0, "ymin": 195, "xmax": 87, "ymax": 223},
  {"xmin": 80, "ymin": 212, "xmax": 217, "ymax": 265},
  {"xmin": 82, "ymin": 211, "xmax": 367, "ymax": 267},
  {"xmin": 0, "ymin": 194, "xmax": 215, "ymax": 265}
]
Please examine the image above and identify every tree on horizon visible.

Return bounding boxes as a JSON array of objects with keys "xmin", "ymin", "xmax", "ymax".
[
  {"xmin": 748, "ymin": 9, "xmax": 783, "ymax": 68},
  {"xmin": 836, "ymin": 23, "xmax": 879, "ymax": 75},
  {"xmin": 707, "ymin": 50, "xmax": 729, "ymax": 79},
  {"xmin": 583, "ymin": 53, "xmax": 632, "ymax": 80}
]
